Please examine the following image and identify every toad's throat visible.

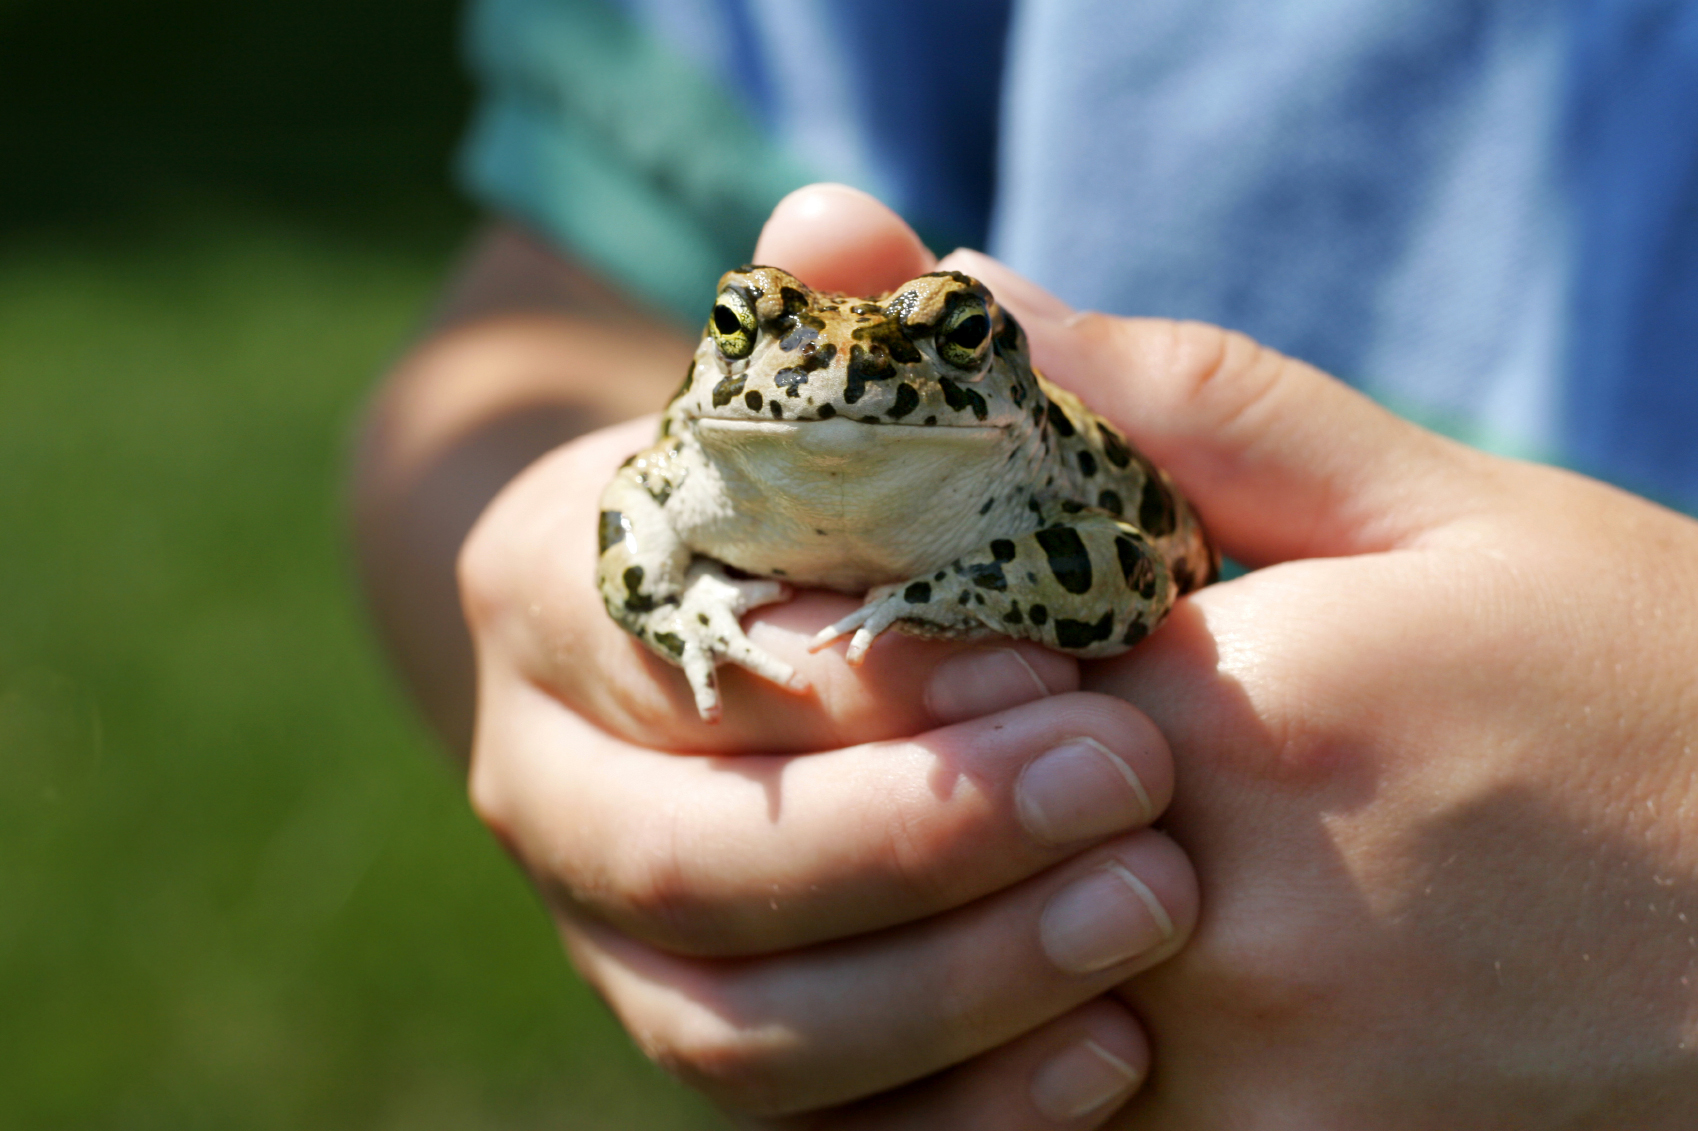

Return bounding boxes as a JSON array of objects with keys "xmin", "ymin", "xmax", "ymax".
[{"xmin": 683, "ymin": 417, "xmax": 1023, "ymax": 590}]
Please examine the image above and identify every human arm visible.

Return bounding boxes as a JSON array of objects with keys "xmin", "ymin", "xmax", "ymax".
[{"xmin": 350, "ymin": 221, "xmax": 697, "ymax": 751}]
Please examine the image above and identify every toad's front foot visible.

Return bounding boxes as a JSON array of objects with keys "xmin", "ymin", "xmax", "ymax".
[
  {"xmin": 661, "ymin": 561, "xmax": 808, "ymax": 721},
  {"xmin": 809, "ymin": 582, "xmax": 928, "ymax": 665},
  {"xmin": 811, "ymin": 516, "xmax": 1179, "ymax": 665}
]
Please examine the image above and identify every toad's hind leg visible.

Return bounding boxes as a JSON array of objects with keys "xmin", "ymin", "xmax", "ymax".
[{"xmin": 810, "ymin": 514, "xmax": 1178, "ymax": 664}]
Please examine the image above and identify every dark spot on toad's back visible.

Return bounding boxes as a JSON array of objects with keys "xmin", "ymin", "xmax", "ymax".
[
  {"xmin": 905, "ymin": 581, "xmax": 931, "ymax": 604},
  {"xmin": 991, "ymin": 539, "xmax": 1016, "ymax": 562},
  {"xmin": 744, "ymin": 390, "xmax": 763, "ymax": 411},
  {"xmin": 852, "ymin": 313, "xmax": 923, "ymax": 363},
  {"xmin": 622, "ymin": 566, "xmax": 656, "ymax": 613},
  {"xmin": 1171, "ymin": 557, "xmax": 1192, "ymax": 593},
  {"xmin": 1115, "ymin": 535, "xmax": 1159, "ymax": 599},
  {"xmin": 966, "ymin": 561, "xmax": 1007, "ymax": 591},
  {"xmin": 1098, "ymin": 423, "xmax": 1133, "ymax": 469},
  {"xmin": 938, "ymin": 377, "xmax": 988, "ymax": 420},
  {"xmin": 889, "ymin": 382, "xmax": 920, "ymax": 419},
  {"xmin": 1045, "ymin": 400, "xmax": 1076, "ymax": 437},
  {"xmin": 779, "ymin": 320, "xmax": 819, "ymax": 351},
  {"xmin": 845, "ymin": 343, "xmax": 896, "ymax": 404},
  {"xmin": 712, "ymin": 374, "xmax": 746, "ymax": 408},
  {"xmin": 1055, "ymin": 611, "xmax": 1114, "ymax": 649},
  {"xmin": 780, "ymin": 285, "xmax": 811, "ymax": 316},
  {"xmin": 995, "ymin": 310, "xmax": 1024, "ymax": 354},
  {"xmin": 1035, "ymin": 526, "xmax": 1094, "ymax": 594},
  {"xmin": 598, "ymin": 510, "xmax": 629, "ymax": 555},
  {"xmin": 1139, "ymin": 480, "xmax": 1178, "ymax": 538},
  {"xmin": 1098, "ymin": 489, "xmax": 1123, "ymax": 516}
]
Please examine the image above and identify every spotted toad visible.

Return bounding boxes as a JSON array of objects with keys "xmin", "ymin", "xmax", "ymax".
[{"xmin": 598, "ymin": 266, "xmax": 1217, "ymax": 720}]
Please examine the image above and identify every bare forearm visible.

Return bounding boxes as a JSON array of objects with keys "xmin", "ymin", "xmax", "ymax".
[{"xmin": 350, "ymin": 222, "xmax": 694, "ymax": 752}]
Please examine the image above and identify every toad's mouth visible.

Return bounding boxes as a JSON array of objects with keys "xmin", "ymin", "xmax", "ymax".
[{"xmin": 695, "ymin": 416, "xmax": 1006, "ymax": 447}]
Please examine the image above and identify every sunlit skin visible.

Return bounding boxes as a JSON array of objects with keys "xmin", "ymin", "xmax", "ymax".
[{"xmin": 357, "ymin": 184, "xmax": 1698, "ymax": 1129}]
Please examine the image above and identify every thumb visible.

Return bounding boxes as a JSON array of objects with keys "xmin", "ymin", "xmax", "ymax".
[
  {"xmin": 943, "ymin": 250, "xmax": 1484, "ymax": 567},
  {"xmin": 752, "ymin": 183, "xmax": 937, "ymax": 296}
]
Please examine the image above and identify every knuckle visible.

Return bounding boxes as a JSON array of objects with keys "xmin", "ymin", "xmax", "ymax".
[
  {"xmin": 1131, "ymin": 318, "xmax": 1288, "ymax": 438},
  {"xmin": 465, "ymin": 731, "xmax": 520, "ymax": 852},
  {"xmin": 1175, "ymin": 321, "xmax": 1280, "ymax": 411},
  {"xmin": 465, "ymin": 748, "xmax": 507, "ymax": 834},
  {"xmin": 455, "ymin": 511, "xmax": 509, "ymax": 632},
  {"xmin": 602, "ymin": 815, "xmax": 726, "ymax": 952},
  {"xmin": 876, "ymin": 793, "xmax": 959, "ymax": 911},
  {"xmin": 641, "ymin": 1010, "xmax": 803, "ymax": 1116}
]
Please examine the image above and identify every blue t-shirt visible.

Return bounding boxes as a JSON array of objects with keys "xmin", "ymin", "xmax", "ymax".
[{"xmin": 459, "ymin": 0, "xmax": 1698, "ymax": 511}]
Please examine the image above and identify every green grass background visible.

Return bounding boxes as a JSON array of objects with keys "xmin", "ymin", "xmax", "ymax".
[{"xmin": 1, "ymin": 3, "xmax": 720, "ymax": 1126}]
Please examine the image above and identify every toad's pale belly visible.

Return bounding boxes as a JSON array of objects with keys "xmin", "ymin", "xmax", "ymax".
[{"xmin": 673, "ymin": 418, "xmax": 1036, "ymax": 591}]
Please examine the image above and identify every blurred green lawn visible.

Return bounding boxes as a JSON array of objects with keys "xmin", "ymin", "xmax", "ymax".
[{"xmin": 1, "ymin": 3, "xmax": 720, "ymax": 1127}]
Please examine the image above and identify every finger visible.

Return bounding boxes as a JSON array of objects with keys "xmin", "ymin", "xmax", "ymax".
[
  {"xmin": 560, "ymin": 832, "xmax": 1195, "ymax": 1117},
  {"xmin": 938, "ymin": 248, "xmax": 1489, "ymax": 567},
  {"xmin": 460, "ymin": 418, "xmax": 1079, "ymax": 753},
  {"xmin": 753, "ymin": 183, "xmax": 937, "ymax": 295},
  {"xmin": 747, "ymin": 997, "xmax": 1148, "ymax": 1131},
  {"xmin": 471, "ymin": 674, "xmax": 1173, "ymax": 956}
]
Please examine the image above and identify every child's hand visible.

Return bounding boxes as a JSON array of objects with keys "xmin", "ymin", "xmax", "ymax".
[
  {"xmin": 454, "ymin": 187, "xmax": 1204, "ymax": 1126},
  {"xmin": 958, "ymin": 247, "xmax": 1698, "ymax": 1128}
]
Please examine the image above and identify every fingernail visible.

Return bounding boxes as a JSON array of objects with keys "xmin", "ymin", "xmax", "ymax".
[
  {"xmin": 1017, "ymin": 738, "xmax": 1153, "ymax": 845},
  {"xmin": 1031, "ymin": 1039, "xmax": 1142, "ymax": 1121},
  {"xmin": 925, "ymin": 647, "xmax": 1052, "ymax": 723},
  {"xmin": 1040, "ymin": 862, "xmax": 1175, "ymax": 975}
]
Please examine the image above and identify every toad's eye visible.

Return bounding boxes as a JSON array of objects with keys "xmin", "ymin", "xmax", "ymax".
[
  {"xmin": 937, "ymin": 295, "xmax": 991, "ymax": 370},
  {"xmin": 709, "ymin": 289, "xmax": 757, "ymax": 359}
]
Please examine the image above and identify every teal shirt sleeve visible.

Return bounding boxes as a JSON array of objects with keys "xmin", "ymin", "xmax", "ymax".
[{"xmin": 457, "ymin": 0, "xmax": 816, "ymax": 323}]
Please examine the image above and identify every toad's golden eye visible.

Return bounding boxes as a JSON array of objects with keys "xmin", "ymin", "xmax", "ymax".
[
  {"xmin": 937, "ymin": 294, "xmax": 991, "ymax": 370},
  {"xmin": 709, "ymin": 288, "xmax": 757, "ymax": 359}
]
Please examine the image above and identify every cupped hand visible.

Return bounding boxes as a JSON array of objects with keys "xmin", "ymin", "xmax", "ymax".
[
  {"xmin": 943, "ymin": 255, "xmax": 1698, "ymax": 1126},
  {"xmin": 459, "ymin": 184, "xmax": 1202, "ymax": 1127},
  {"xmin": 466, "ymin": 179, "xmax": 1698, "ymax": 1128}
]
